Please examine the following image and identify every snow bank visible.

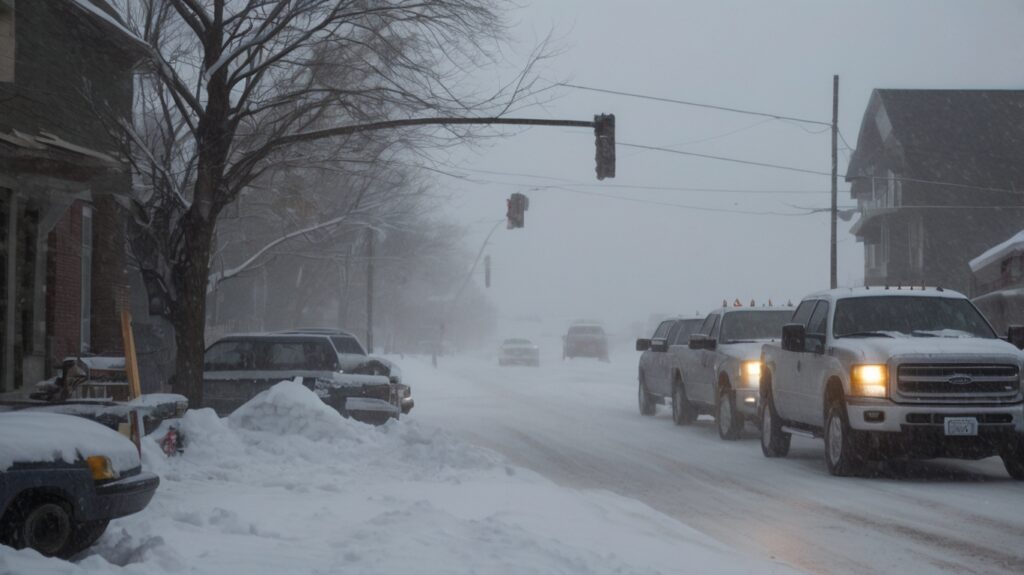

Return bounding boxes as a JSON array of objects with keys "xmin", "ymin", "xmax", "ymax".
[{"xmin": 1, "ymin": 379, "xmax": 800, "ymax": 575}]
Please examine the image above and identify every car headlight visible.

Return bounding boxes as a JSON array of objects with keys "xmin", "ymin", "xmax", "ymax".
[
  {"xmin": 86, "ymin": 455, "xmax": 116, "ymax": 481},
  {"xmin": 851, "ymin": 364, "xmax": 888, "ymax": 398},
  {"xmin": 740, "ymin": 361, "xmax": 761, "ymax": 385}
]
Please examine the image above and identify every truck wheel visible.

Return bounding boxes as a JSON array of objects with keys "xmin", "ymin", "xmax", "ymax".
[
  {"xmin": 62, "ymin": 520, "xmax": 110, "ymax": 558},
  {"xmin": 717, "ymin": 386, "xmax": 744, "ymax": 440},
  {"xmin": 1001, "ymin": 436, "xmax": 1024, "ymax": 480},
  {"xmin": 638, "ymin": 376, "xmax": 656, "ymax": 416},
  {"xmin": 672, "ymin": 381, "xmax": 699, "ymax": 425},
  {"xmin": 824, "ymin": 401, "xmax": 865, "ymax": 477},
  {"xmin": 760, "ymin": 388, "xmax": 790, "ymax": 457},
  {"xmin": 17, "ymin": 501, "xmax": 72, "ymax": 557}
]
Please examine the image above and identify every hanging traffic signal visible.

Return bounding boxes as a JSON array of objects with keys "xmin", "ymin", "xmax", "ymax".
[
  {"xmin": 506, "ymin": 192, "xmax": 528, "ymax": 229},
  {"xmin": 594, "ymin": 113, "xmax": 615, "ymax": 180},
  {"xmin": 484, "ymin": 255, "xmax": 491, "ymax": 288}
]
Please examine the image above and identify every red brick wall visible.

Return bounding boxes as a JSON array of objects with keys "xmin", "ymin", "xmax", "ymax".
[
  {"xmin": 90, "ymin": 195, "xmax": 128, "ymax": 355},
  {"xmin": 47, "ymin": 202, "xmax": 83, "ymax": 364},
  {"xmin": 46, "ymin": 199, "xmax": 130, "ymax": 365}
]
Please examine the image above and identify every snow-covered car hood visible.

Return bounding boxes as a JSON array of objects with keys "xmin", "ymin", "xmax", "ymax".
[
  {"xmin": 836, "ymin": 336, "xmax": 1024, "ymax": 363},
  {"xmin": 205, "ymin": 370, "xmax": 390, "ymax": 388},
  {"xmin": 336, "ymin": 354, "xmax": 402, "ymax": 380},
  {"xmin": 0, "ymin": 412, "xmax": 140, "ymax": 474}
]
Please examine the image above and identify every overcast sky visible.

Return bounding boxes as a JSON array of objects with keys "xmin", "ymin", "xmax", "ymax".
[{"xmin": 437, "ymin": 0, "xmax": 1024, "ymax": 337}]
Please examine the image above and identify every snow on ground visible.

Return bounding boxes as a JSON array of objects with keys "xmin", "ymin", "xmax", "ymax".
[{"xmin": 0, "ymin": 378, "xmax": 801, "ymax": 575}]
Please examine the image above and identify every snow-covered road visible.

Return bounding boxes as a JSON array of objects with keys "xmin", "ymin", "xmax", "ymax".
[{"xmin": 411, "ymin": 346, "xmax": 1024, "ymax": 575}]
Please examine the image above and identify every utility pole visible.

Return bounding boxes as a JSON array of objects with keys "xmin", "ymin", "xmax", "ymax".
[
  {"xmin": 365, "ymin": 227, "xmax": 375, "ymax": 353},
  {"xmin": 830, "ymin": 75, "xmax": 839, "ymax": 289}
]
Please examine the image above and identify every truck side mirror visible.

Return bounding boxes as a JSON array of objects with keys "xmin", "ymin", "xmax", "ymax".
[
  {"xmin": 636, "ymin": 338, "xmax": 651, "ymax": 352},
  {"xmin": 688, "ymin": 334, "xmax": 705, "ymax": 350},
  {"xmin": 782, "ymin": 323, "xmax": 806, "ymax": 352},
  {"xmin": 705, "ymin": 338, "xmax": 718, "ymax": 351},
  {"xmin": 1008, "ymin": 325, "xmax": 1024, "ymax": 350},
  {"xmin": 650, "ymin": 338, "xmax": 668, "ymax": 352}
]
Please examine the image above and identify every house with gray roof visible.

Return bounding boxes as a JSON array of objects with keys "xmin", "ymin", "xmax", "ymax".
[{"xmin": 846, "ymin": 89, "xmax": 1024, "ymax": 294}]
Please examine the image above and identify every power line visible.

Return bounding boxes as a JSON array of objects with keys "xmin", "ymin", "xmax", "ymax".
[
  {"xmin": 561, "ymin": 83, "xmax": 831, "ymax": 127},
  {"xmin": 619, "ymin": 142, "xmax": 832, "ymax": 176},
  {"xmin": 546, "ymin": 185, "xmax": 844, "ymax": 217}
]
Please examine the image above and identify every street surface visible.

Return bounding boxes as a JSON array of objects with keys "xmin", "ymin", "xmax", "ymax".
[{"xmin": 410, "ymin": 342, "xmax": 1024, "ymax": 575}]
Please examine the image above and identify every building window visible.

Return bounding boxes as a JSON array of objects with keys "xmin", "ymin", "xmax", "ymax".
[{"xmin": 81, "ymin": 206, "xmax": 93, "ymax": 353}]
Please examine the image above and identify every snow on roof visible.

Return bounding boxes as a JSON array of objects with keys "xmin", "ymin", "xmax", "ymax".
[
  {"xmin": 969, "ymin": 229, "xmax": 1024, "ymax": 272},
  {"xmin": 805, "ymin": 286, "xmax": 968, "ymax": 300}
]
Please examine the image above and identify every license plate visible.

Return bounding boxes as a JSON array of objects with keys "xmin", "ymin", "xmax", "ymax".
[{"xmin": 944, "ymin": 417, "xmax": 978, "ymax": 436}]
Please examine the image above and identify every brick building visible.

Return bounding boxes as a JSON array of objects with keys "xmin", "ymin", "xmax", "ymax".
[{"xmin": 0, "ymin": 0, "xmax": 142, "ymax": 392}]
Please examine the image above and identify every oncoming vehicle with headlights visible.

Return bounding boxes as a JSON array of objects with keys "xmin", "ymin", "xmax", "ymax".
[
  {"xmin": 644, "ymin": 305, "xmax": 792, "ymax": 440},
  {"xmin": 759, "ymin": 287, "xmax": 1024, "ymax": 478}
]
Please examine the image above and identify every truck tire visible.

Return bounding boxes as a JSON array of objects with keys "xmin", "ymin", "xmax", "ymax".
[
  {"xmin": 760, "ymin": 387, "xmax": 790, "ymax": 457},
  {"xmin": 824, "ymin": 400, "xmax": 865, "ymax": 477},
  {"xmin": 638, "ymin": 376, "xmax": 656, "ymax": 416},
  {"xmin": 717, "ymin": 386, "xmax": 744, "ymax": 440},
  {"xmin": 15, "ymin": 501, "xmax": 73, "ymax": 558},
  {"xmin": 1001, "ymin": 436, "xmax": 1024, "ymax": 480},
  {"xmin": 672, "ymin": 381, "xmax": 699, "ymax": 425}
]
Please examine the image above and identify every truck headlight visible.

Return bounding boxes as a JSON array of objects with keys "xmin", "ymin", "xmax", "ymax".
[
  {"xmin": 851, "ymin": 364, "xmax": 888, "ymax": 398},
  {"xmin": 86, "ymin": 455, "xmax": 116, "ymax": 481},
  {"xmin": 741, "ymin": 361, "xmax": 761, "ymax": 385}
]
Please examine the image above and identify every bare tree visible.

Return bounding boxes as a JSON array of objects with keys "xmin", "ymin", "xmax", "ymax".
[{"xmin": 101, "ymin": 0, "xmax": 546, "ymax": 405}]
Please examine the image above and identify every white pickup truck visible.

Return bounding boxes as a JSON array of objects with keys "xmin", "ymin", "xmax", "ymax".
[
  {"xmin": 637, "ymin": 307, "xmax": 792, "ymax": 440},
  {"xmin": 759, "ymin": 287, "xmax": 1024, "ymax": 478}
]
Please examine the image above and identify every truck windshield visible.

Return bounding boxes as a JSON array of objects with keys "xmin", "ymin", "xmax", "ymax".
[
  {"xmin": 833, "ymin": 296, "xmax": 996, "ymax": 339},
  {"xmin": 719, "ymin": 311, "xmax": 792, "ymax": 343}
]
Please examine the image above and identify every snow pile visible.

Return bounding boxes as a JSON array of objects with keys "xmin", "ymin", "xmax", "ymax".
[
  {"xmin": 1, "ymin": 379, "xmax": 801, "ymax": 575},
  {"xmin": 227, "ymin": 379, "xmax": 365, "ymax": 442}
]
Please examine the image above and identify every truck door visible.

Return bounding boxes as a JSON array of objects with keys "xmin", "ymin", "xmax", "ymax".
[
  {"xmin": 772, "ymin": 300, "xmax": 816, "ymax": 421},
  {"xmin": 652, "ymin": 320, "xmax": 684, "ymax": 395},
  {"xmin": 643, "ymin": 320, "xmax": 674, "ymax": 394},
  {"xmin": 796, "ymin": 301, "xmax": 831, "ymax": 425}
]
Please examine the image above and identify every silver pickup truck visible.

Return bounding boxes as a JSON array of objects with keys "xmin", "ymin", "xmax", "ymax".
[
  {"xmin": 759, "ymin": 287, "xmax": 1024, "ymax": 478},
  {"xmin": 637, "ymin": 307, "xmax": 792, "ymax": 440}
]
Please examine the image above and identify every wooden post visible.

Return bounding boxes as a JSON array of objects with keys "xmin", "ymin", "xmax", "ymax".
[
  {"xmin": 830, "ymin": 74, "xmax": 839, "ymax": 289},
  {"xmin": 120, "ymin": 309, "xmax": 142, "ymax": 399}
]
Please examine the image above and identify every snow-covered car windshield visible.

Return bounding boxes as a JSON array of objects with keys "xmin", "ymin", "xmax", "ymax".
[
  {"xmin": 833, "ymin": 297, "xmax": 996, "ymax": 339},
  {"xmin": 718, "ymin": 311, "xmax": 791, "ymax": 342},
  {"xmin": 568, "ymin": 325, "xmax": 604, "ymax": 336}
]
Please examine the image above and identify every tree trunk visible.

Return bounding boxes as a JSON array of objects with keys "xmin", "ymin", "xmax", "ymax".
[{"xmin": 170, "ymin": 212, "xmax": 216, "ymax": 407}]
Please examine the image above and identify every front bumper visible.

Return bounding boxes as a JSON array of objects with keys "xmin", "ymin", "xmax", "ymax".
[
  {"xmin": 345, "ymin": 397, "xmax": 400, "ymax": 426},
  {"xmin": 84, "ymin": 471, "xmax": 160, "ymax": 521},
  {"xmin": 735, "ymin": 388, "xmax": 760, "ymax": 417},
  {"xmin": 846, "ymin": 399, "xmax": 1024, "ymax": 433}
]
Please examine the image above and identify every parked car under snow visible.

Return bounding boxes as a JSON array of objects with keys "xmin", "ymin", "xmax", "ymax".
[
  {"xmin": 0, "ymin": 413, "xmax": 159, "ymax": 558},
  {"xmin": 203, "ymin": 333, "xmax": 403, "ymax": 425}
]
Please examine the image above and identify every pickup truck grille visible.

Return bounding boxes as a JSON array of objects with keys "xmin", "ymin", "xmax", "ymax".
[{"xmin": 896, "ymin": 364, "xmax": 1020, "ymax": 400}]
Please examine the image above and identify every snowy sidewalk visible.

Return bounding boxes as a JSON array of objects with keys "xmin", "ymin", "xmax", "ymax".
[{"xmin": 0, "ymin": 380, "xmax": 801, "ymax": 575}]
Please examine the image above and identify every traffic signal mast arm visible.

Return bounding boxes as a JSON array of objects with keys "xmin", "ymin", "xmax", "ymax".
[{"xmin": 233, "ymin": 115, "xmax": 615, "ymax": 183}]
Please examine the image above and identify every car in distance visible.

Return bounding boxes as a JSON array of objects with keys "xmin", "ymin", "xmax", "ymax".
[
  {"xmin": 0, "ymin": 413, "xmax": 159, "ymax": 558},
  {"xmin": 499, "ymin": 338, "xmax": 540, "ymax": 367},
  {"xmin": 636, "ymin": 316, "xmax": 704, "ymax": 414},
  {"xmin": 638, "ymin": 307, "xmax": 793, "ymax": 440},
  {"xmin": 203, "ymin": 333, "xmax": 401, "ymax": 424},
  {"xmin": 759, "ymin": 287, "xmax": 1024, "ymax": 478},
  {"xmin": 563, "ymin": 323, "xmax": 609, "ymax": 361}
]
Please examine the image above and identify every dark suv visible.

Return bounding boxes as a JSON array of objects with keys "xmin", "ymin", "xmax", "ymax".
[
  {"xmin": 563, "ymin": 323, "xmax": 609, "ymax": 361},
  {"xmin": 203, "ymin": 333, "xmax": 401, "ymax": 424}
]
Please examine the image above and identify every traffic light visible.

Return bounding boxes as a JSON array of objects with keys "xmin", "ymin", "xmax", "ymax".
[
  {"xmin": 484, "ymin": 254, "xmax": 491, "ymax": 288},
  {"xmin": 594, "ymin": 113, "xmax": 615, "ymax": 180},
  {"xmin": 506, "ymin": 192, "xmax": 528, "ymax": 229}
]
